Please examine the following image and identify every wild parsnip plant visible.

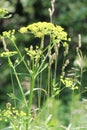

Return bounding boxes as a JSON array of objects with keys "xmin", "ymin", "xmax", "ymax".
[
  {"xmin": 0, "ymin": 6, "xmax": 85, "ymax": 130},
  {"xmin": 0, "ymin": 8, "xmax": 71, "ymax": 129}
]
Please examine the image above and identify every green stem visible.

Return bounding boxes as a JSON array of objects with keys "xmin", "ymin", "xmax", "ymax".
[
  {"xmin": 48, "ymin": 66, "xmax": 51, "ymax": 97},
  {"xmin": 26, "ymin": 75, "xmax": 35, "ymax": 130},
  {"xmin": 12, "ymin": 41, "xmax": 31, "ymax": 74},
  {"xmin": 8, "ymin": 57, "xmax": 27, "ymax": 108},
  {"xmin": 13, "ymin": 66, "xmax": 27, "ymax": 108},
  {"xmin": 79, "ymin": 65, "xmax": 83, "ymax": 94},
  {"xmin": 38, "ymin": 36, "xmax": 44, "ymax": 110},
  {"xmin": 36, "ymin": 43, "xmax": 54, "ymax": 76},
  {"xmin": 26, "ymin": 58, "xmax": 36, "ymax": 130},
  {"xmin": 9, "ymin": 66, "xmax": 16, "ymax": 107},
  {"xmin": 52, "ymin": 44, "xmax": 59, "ymax": 96},
  {"xmin": 28, "ymin": 58, "xmax": 35, "ymax": 110},
  {"xmin": 54, "ymin": 53, "xmax": 58, "ymax": 82},
  {"xmin": 38, "ymin": 71, "xmax": 42, "ymax": 110},
  {"xmin": 47, "ymin": 45, "xmax": 51, "ymax": 97},
  {"xmin": 28, "ymin": 76, "xmax": 35, "ymax": 111}
]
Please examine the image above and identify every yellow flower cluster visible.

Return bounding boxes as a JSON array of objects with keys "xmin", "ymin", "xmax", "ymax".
[
  {"xmin": 0, "ymin": 30, "xmax": 16, "ymax": 42},
  {"xmin": 25, "ymin": 45, "xmax": 42, "ymax": 60},
  {"xmin": 19, "ymin": 22, "xmax": 70, "ymax": 43},
  {"xmin": 60, "ymin": 76, "xmax": 78, "ymax": 90},
  {"xmin": 0, "ymin": 103, "xmax": 26, "ymax": 122}
]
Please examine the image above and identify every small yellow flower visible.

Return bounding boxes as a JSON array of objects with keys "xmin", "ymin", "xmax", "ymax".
[
  {"xmin": 71, "ymin": 86, "xmax": 78, "ymax": 90},
  {"xmin": 60, "ymin": 77, "xmax": 79, "ymax": 90},
  {"xmin": 0, "ymin": 30, "xmax": 16, "ymax": 42},
  {"xmin": 25, "ymin": 45, "xmax": 42, "ymax": 59},
  {"xmin": 3, "ymin": 109, "xmax": 12, "ymax": 118},
  {"xmin": 0, "ymin": 51, "xmax": 17, "ymax": 57},
  {"xmin": 20, "ymin": 111, "xmax": 26, "ymax": 117},
  {"xmin": 19, "ymin": 27, "xmax": 28, "ymax": 33}
]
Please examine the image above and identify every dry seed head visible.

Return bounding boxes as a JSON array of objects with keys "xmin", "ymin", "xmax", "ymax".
[{"xmin": 6, "ymin": 102, "xmax": 11, "ymax": 109}]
